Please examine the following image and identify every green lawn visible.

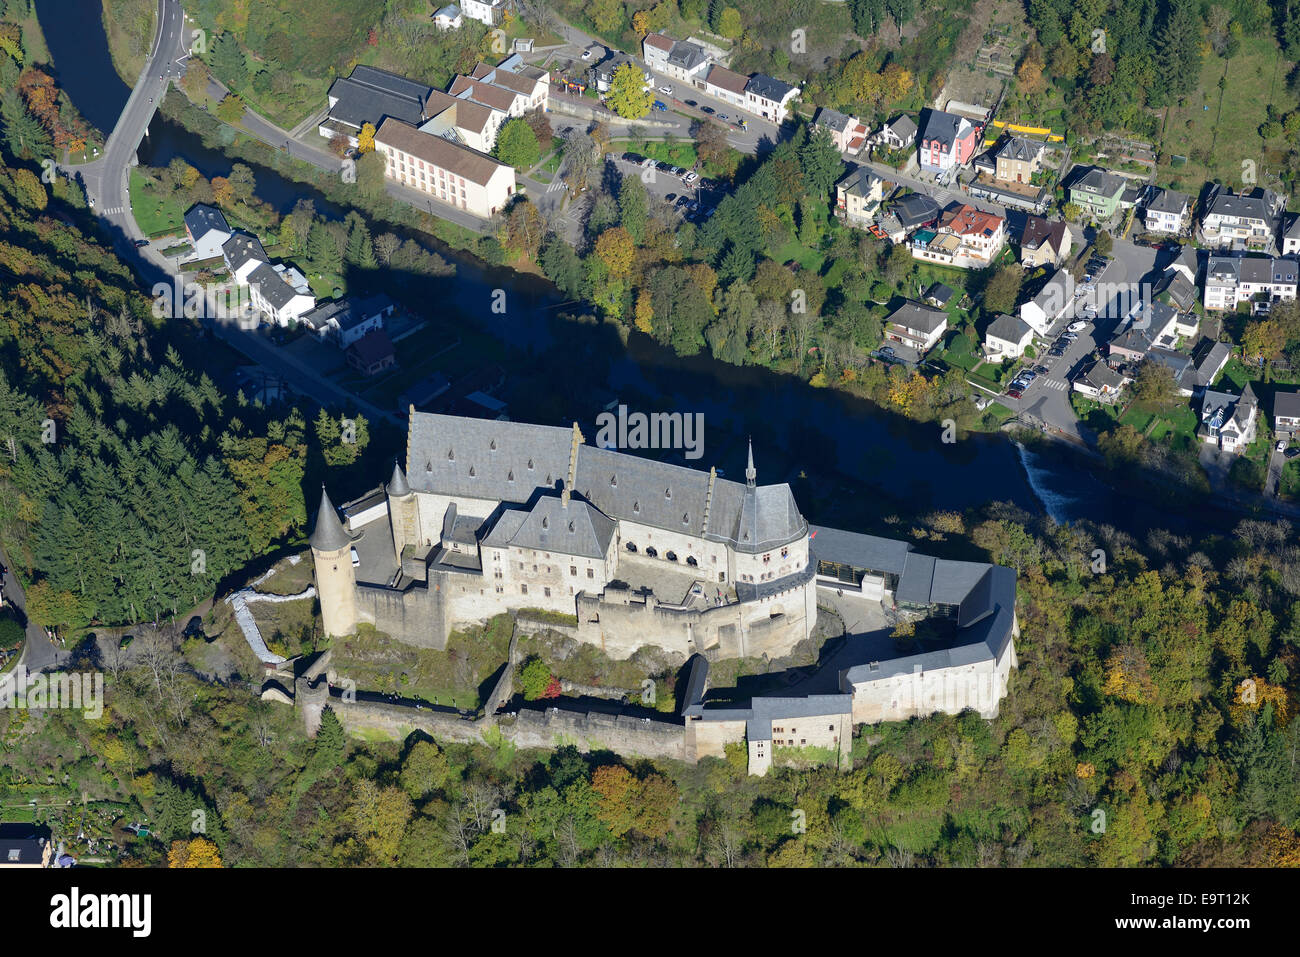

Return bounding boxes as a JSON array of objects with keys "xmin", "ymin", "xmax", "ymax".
[
  {"xmin": 129, "ymin": 168, "xmax": 186, "ymax": 237},
  {"xmin": 1157, "ymin": 35, "xmax": 1288, "ymax": 192}
]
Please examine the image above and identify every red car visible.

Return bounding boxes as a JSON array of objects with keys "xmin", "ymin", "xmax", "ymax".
[{"xmin": 1007, "ymin": 387, "xmax": 1024, "ymax": 399}]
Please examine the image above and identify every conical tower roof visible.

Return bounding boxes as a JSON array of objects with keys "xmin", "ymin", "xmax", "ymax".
[
  {"xmin": 309, "ymin": 485, "xmax": 351, "ymax": 551},
  {"xmin": 387, "ymin": 460, "xmax": 410, "ymax": 496}
]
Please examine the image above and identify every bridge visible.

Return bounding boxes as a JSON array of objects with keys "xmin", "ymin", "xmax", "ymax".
[{"xmin": 75, "ymin": 0, "xmax": 190, "ymax": 241}]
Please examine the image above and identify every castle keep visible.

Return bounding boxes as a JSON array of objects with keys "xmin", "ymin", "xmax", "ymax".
[{"xmin": 310, "ymin": 410, "xmax": 1019, "ymax": 771}]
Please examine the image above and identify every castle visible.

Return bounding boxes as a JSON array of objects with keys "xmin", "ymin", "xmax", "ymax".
[{"xmin": 310, "ymin": 410, "xmax": 1019, "ymax": 772}]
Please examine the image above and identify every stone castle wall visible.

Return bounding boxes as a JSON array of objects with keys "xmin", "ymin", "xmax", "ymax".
[{"xmin": 355, "ymin": 579, "xmax": 449, "ymax": 650}]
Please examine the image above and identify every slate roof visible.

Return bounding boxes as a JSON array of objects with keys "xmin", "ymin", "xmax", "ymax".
[
  {"xmin": 667, "ymin": 39, "xmax": 708, "ymax": 71},
  {"xmin": 1275, "ymin": 391, "xmax": 1300, "ymax": 420},
  {"xmin": 483, "ymin": 495, "xmax": 616, "ymax": 559},
  {"xmin": 745, "ymin": 73, "xmax": 797, "ymax": 102},
  {"xmin": 807, "ymin": 525, "xmax": 911, "ymax": 575},
  {"xmin": 1284, "ymin": 212, "xmax": 1300, "ymax": 240},
  {"xmin": 842, "ymin": 563, "xmax": 1016, "ymax": 683},
  {"xmin": 447, "ymin": 75, "xmax": 519, "ymax": 112},
  {"xmin": 310, "ymin": 486, "xmax": 352, "ymax": 551},
  {"xmin": 836, "ymin": 164, "xmax": 880, "ymax": 198},
  {"xmin": 887, "ymin": 300, "xmax": 949, "ymax": 335},
  {"xmin": 1146, "ymin": 188, "xmax": 1189, "ymax": 215},
  {"xmin": 986, "ymin": 313, "xmax": 1032, "ymax": 342},
  {"xmin": 327, "ymin": 65, "xmax": 434, "ymax": 129},
  {"xmin": 348, "ymin": 328, "xmax": 395, "ymax": 367},
  {"xmin": 1110, "ymin": 327, "xmax": 1153, "ymax": 354},
  {"xmin": 184, "ymin": 204, "xmax": 230, "ymax": 242},
  {"xmin": 1068, "ymin": 165, "xmax": 1125, "ymax": 197},
  {"xmin": 406, "ymin": 414, "xmax": 807, "ymax": 553},
  {"xmin": 1079, "ymin": 358, "xmax": 1125, "ymax": 392},
  {"xmin": 248, "ymin": 262, "xmax": 306, "ymax": 310},
  {"xmin": 0, "ymin": 824, "xmax": 47, "ymax": 866},
  {"xmin": 222, "ymin": 232, "xmax": 268, "ymax": 271},
  {"xmin": 884, "ymin": 114, "xmax": 917, "ymax": 140},
  {"xmin": 921, "ymin": 109, "xmax": 970, "ymax": 149},
  {"xmin": 893, "ymin": 192, "xmax": 941, "ymax": 229},
  {"xmin": 744, "ymin": 695, "xmax": 853, "ymax": 741},
  {"xmin": 815, "ymin": 107, "xmax": 854, "ymax": 133},
  {"xmin": 997, "ymin": 135, "xmax": 1042, "ymax": 163},
  {"xmin": 1204, "ymin": 185, "xmax": 1281, "ymax": 223},
  {"xmin": 1154, "ymin": 270, "xmax": 1197, "ymax": 311},
  {"xmin": 924, "ymin": 282, "xmax": 955, "ymax": 306}
]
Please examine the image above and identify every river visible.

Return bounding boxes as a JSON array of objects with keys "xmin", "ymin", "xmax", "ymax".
[{"xmin": 36, "ymin": 4, "xmax": 1247, "ymax": 541}]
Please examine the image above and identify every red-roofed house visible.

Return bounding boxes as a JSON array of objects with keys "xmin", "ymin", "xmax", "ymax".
[{"xmin": 911, "ymin": 203, "xmax": 1006, "ymax": 269}]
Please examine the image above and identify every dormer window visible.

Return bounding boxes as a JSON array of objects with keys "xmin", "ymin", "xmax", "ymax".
[
  {"xmin": 468, "ymin": 465, "xmax": 476, "ymax": 477},
  {"xmin": 568, "ymin": 521, "xmax": 575, "ymax": 532},
  {"xmin": 527, "ymin": 458, "xmax": 534, "ymax": 470},
  {"xmin": 665, "ymin": 487, "xmax": 671, "ymax": 500},
  {"xmin": 633, "ymin": 501, "xmax": 639, "ymax": 513},
  {"xmin": 542, "ymin": 516, "xmax": 548, "ymax": 529},
  {"xmin": 508, "ymin": 470, "xmax": 514, "ymax": 481},
  {"xmin": 425, "ymin": 460, "xmax": 432, "ymax": 472},
  {"xmin": 682, "ymin": 512, "xmax": 689, "ymax": 525},
  {"xmin": 610, "ymin": 475, "xmax": 617, "ymax": 487},
  {"xmin": 447, "ymin": 448, "xmax": 455, "ymax": 461},
  {"xmin": 489, "ymin": 439, "xmax": 496, "ymax": 450}
]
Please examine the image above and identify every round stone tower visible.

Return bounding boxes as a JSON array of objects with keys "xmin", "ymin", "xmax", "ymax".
[
  {"xmin": 310, "ymin": 485, "xmax": 358, "ymax": 638},
  {"xmin": 386, "ymin": 460, "xmax": 418, "ymax": 564}
]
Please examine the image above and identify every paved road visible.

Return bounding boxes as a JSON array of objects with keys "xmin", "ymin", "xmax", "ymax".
[
  {"xmin": 78, "ymin": 0, "xmax": 188, "ymax": 244},
  {"xmin": 0, "ymin": 546, "xmax": 70, "ymax": 674}
]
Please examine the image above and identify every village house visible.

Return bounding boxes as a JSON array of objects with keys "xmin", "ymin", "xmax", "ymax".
[
  {"xmin": 917, "ymin": 109, "xmax": 977, "ymax": 173},
  {"xmin": 1199, "ymin": 384, "xmax": 1258, "ymax": 452},
  {"xmin": 1275, "ymin": 390, "xmax": 1300, "ymax": 435},
  {"xmin": 1018, "ymin": 215, "xmax": 1072, "ymax": 268},
  {"xmin": 703, "ymin": 64, "xmax": 749, "ymax": 109},
  {"xmin": 347, "ymin": 328, "xmax": 398, "ymax": 377},
  {"xmin": 924, "ymin": 283, "xmax": 955, "ymax": 309},
  {"xmin": 910, "ymin": 203, "xmax": 1005, "ymax": 270},
  {"xmin": 1152, "ymin": 247, "xmax": 1200, "ymax": 313},
  {"xmin": 983, "ymin": 313, "xmax": 1034, "ymax": 362},
  {"xmin": 375, "ymin": 117, "xmax": 517, "ymax": 219},
  {"xmin": 642, "ymin": 33, "xmax": 711, "ymax": 85},
  {"xmin": 420, "ymin": 89, "xmax": 505, "ymax": 153},
  {"xmin": 1019, "ymin": 267, "xmax": 1073, "ymax": 335},
  {"xmin": 1282, "ymin": 213, "xmax": 1300, "ymax": 256},
  {"xmin": 744, "ymin": 74, "xmax": 799, "ymax": 123},
  {"xmin": 834, "ymin": 165, "xmax": 883, "ymax": 227},
  {"xmin": 885, "ymin": 300, "xmax": 949, "ymax": 354},
  {"xmin": 432, "ymin": 4, "xmax": 463, "ymax": 29},
  {"xmin": 1143, "ymin": 188, "xmax": 1191, "ymax": 235},
  {"xmin": 1066, "ymin": 165, "xmax": 1129, "ymax": 221},
  {"xmin": 1202, "ymin": 256, "xmax": 1299, "ymax": 312},
  {"xmin": 1073, "ymin": 359, "xmax": 1127, "ymax": 402},
  {"xmin": 221, "ymin": 232, "xmax": 269, "ymax": 286},
  {"xmin": 247, "ymin": 262, "xmax": 316, "ymax": 326},
  {"xmin": 301, "ymin": 294, "xmax": 398, "ymax": 348},
  {"xmin": 183, "ymin": 204, "xmax": 232, "ymax": 261},
  {"xmin": 588, "ymin": 49, "xmax": 650, "ymax": 93},
  {"xmin": 465, "ymin": 55, "xmax": 549, "ymax": 113},
  {"xmin": 813, "ymin": 107, "xmax": 869, "ymax": 154},
  {"xmin": 873, "ymin": 114, "xmax": 918, "ymax": 151},
  {"xmin": 460, "ymin": 0, "xmax": 508, "ymax": 26},
  {"xmin": 1198, "ymin": 185, "xmax": 1284, "ymax": 251}
]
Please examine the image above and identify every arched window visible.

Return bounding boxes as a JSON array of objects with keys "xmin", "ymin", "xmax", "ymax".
[
  {"xmin": 626, "ymin": 542, "xmax": 638, "ymax": 553},
  {"xmin": 645, "ymin": 546, "xmax": 658, "ymax": 558},
  {"xmin": 666, "ymin": 551, "xmax": 678, "ymax": 562},
  {"xmin": 686, "ymin": 556, "xmax": 698, "ymax": 567}
]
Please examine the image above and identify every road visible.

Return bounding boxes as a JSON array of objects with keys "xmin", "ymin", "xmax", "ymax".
[
  {"xmin": 990, "ymin": 238, "xmax": 1161, "ymax": 440},
  {"xmin": 77, "ymin": 0, "xmax": 188, "ymax": 244},
  {"xmin": 0, "ymin": 546, "xmax": 69, "ymax": 675}
]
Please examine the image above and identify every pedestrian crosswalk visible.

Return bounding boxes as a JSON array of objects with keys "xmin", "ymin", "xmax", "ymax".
[
  {"xmin": 101, "ymin": 206, "xmax": 125, "ymax": 215},
  {"xmin": 1037, "ymin": 378, "xmax": 1069, "ymax": 391},
  {"xmin": 546, "ymin": 177, "xmax": 565, "ymax": 193}
]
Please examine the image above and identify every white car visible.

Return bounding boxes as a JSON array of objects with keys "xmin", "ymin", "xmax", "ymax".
[
  {"xmin": 581, "ymin": 49, "xmax": 592, "ymax": 60},
  {"xmin": 683, "ymin": 171, "xmax": 699, "ymax": 184},
  {"xmin": 1067, "ymin": 321, "xmax": 1087, "ymax": 332},
  {"xmin": 659, "ymin": 84, "xmax": 673, "ymax": 96},
  {"xmin": 1278, "ymin": 441, "xmax": 1288, "ymax": 453}
]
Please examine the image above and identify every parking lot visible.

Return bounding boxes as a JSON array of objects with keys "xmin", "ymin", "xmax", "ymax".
[
  {"xmin": 606, "ymin": 152, "xmax": 728, "ymax": 223},
  {"xmin": 995, "ymin": 238, "xmax": 1162, "ymax": 438}
]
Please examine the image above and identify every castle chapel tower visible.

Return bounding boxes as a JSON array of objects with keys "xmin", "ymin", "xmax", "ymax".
[{"xmin": 310, "ymin": 485, "xmax": 358, "ymax": 638}]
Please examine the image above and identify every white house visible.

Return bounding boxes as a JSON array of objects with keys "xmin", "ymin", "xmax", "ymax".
[
  {"xmin": 248, "ymin": 262, "xmax": 316, "ymax": 326},
  {"xmin": 420, "ymin": 89, "xmax": 506, "ymax": 153},
  {"xmin": 1073, "ymin": 359, "xmax": 1127, "ymax": 402},
  {"xmin": 221, "ymin": 232, "xmax": 269, "ymax": 286},
  {"xmin": 1200, "ymin": 384, "xmax": 1258, "ymax": 452},
  {"xmin": 1282, "ymin": 213, "xmax": 1300, "ymax": 256},
  {"xmin": 466, "ymin": 55, "xmax": 549, "ymax": 113},
  {"xmin": 1019, "ymin": 268, "xmax": 1073, "ymax": 335},
  {"xmin": 183, "ymin": 204, "xmax": 232, "ymax": 261},
  {"xmin": 642, "ymin": 33, "xmax": 711, "ymax": 85},
  {"xmin": 873, "ymin": 114, "xmax": 918, "ymax": 151},
  {"xmin": 1203, "ymin": 256, "xmax": 1299, "ymax": 312},
  {"xmin": 433, "ymin": 4, "xmax": 463, "ymax": 29},
  {"xmin": 1143, "ymin": 188, "xmax": 1190, "ymax": 235},
  {"xmin": 911, "ymin": 204, "xmax": 1005, "ymax": 270},
  {"xmin": 461, "ymin": 0, "xmax": 507, "ymax": 26},
  {"xmin": 983, "ymin": 314, "xmax": 1034, "ymax": 362},
  {"xmin": 703, "ymin": 64, "xmax": 748, "ymax": 109},
  {"xmin": 376, "ymin": 117, "xmax": 517, "ymax": 219},
  {"xmin": 885, "ymin": 300, "xmax": 949, "ymax": 354},
  {"xmin": 1198, "ymin": 185, "xmax": 1284, "ymax": 250},
  {"xmin": 744, "ymin": 74, "xmax": 799, "ymax": 124},
  {"xmin": 302, "ymin": 294, "xmax": 397, "ymax": 348}
]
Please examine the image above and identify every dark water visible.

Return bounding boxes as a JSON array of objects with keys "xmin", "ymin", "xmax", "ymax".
[{"xmin": 37, "ymin": 8, "xmax": 1249, "ymax": 544}]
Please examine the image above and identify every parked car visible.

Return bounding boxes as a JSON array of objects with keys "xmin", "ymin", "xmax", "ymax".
[
  {"xmin": 642, "ymin": 157, "xmax": 656, "ymax": 168},
  {"xmin": 1278, "ymin": 441, "xmax": 1288, "ymax": 453},
  {"xmin": 134, "ymin": 238, "xmax": 149, "ymax": 248},
  {"xmin": 623, "ymin": 152, "xmax": 644, "ymax": 164},
  {"xmin": 656, "ymin": 160, "xmax": 671, "ymax": 171},
  {"xmin": 1067, "ymin": 321, "xmax": 1087, "ymax": 332},
  {"xmin": 684, "ymin": 99, "xmax": 698, "ymax": 107},
  {"xmin": 1061, "ymin": 332, "xmax": 1079, "ymax": 341},
  {"xmin": 652, "ymin": 100, "xmax": 668, "ymax": 111},
  {"xmin": 880, "ymin": 345, "xmax": 896, "ymax": 357},
  {"xmin": 1033, "ymin": 365, "xmax": 1049, "ymax": 375},
  {"xmin": 717, "ymin": 113, "xmax": 730, "ymax": 122},
  {"xmin": 1286, "ymin": 448, "xmax": 1300, "ymax": 459},
  {"xmin": 1007, "ymin": 387, "xmax": 1024, "ymax": 399},
  {"xmin": 683, "ymin": 171, "xmax": 699, "ymax": 184},
  {"xmin": 665, "ymin": 193, "xmax": 677, "ymax": 203},
  {"xmin": 659, "ymin": 85, "xmax": 673, "ymax": 96},
  {"xmin": 581, "ymin": 49, "xmax": 593, "ymax": 60}
]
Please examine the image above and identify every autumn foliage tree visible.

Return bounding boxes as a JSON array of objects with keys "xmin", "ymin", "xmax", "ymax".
[{"xmin": 168, "ymin": 837, "xmax": 223, "ymax": 868}]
